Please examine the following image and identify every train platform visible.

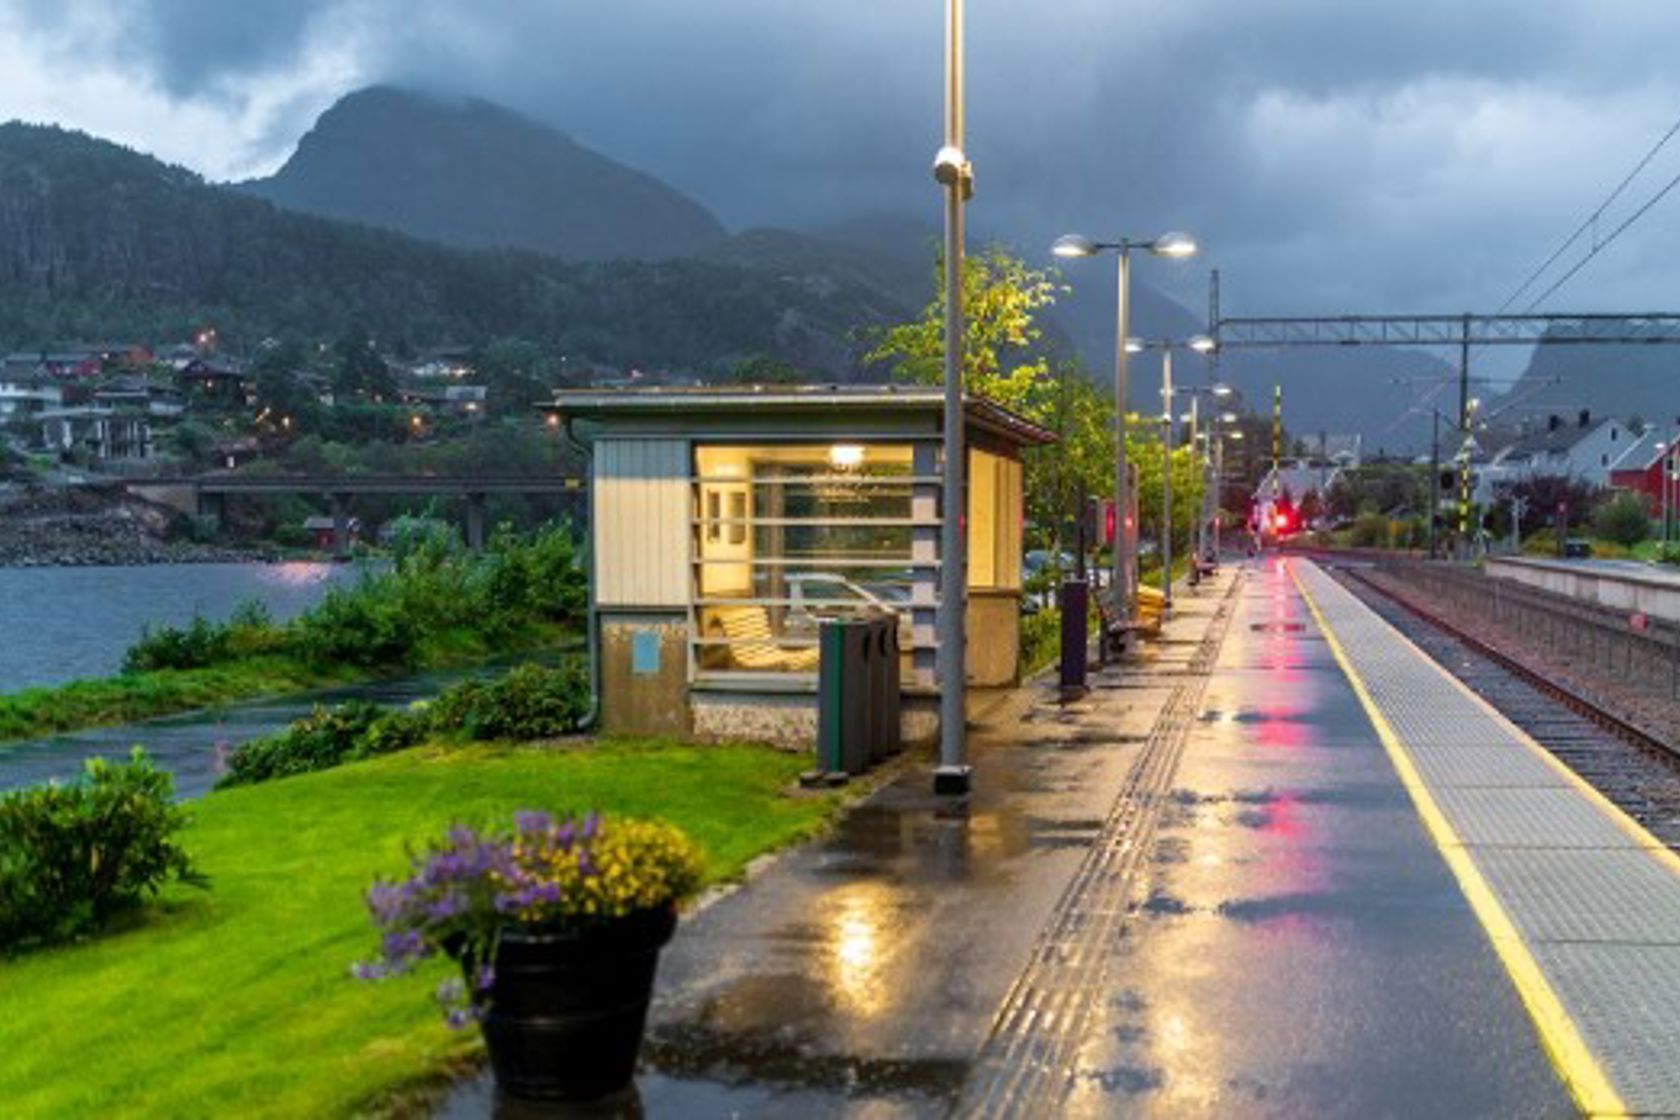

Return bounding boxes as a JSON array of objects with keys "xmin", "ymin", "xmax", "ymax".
[
  {"xmin": 1293, "ymin": 558, "xmax": 1680, "ymax": 1117},
  {"xmin": 438, "ymin": 556, "xmax": 1680, "ymax": 1117}
]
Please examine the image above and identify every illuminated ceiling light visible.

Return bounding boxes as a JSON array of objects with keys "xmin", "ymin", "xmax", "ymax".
[
  {"xmin": 829, "ymin": 444, "xmax": 865, "ymax": 469},
  {"xmin": 1188, "ymin": 334, "xmax": 1216, "ymax": 354}
]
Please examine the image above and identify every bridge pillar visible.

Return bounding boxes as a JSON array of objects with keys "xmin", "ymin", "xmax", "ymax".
[
  {"xmin": 466, "ymin": 493, "xmax": 487, "ymax": 552},
  {"xmin": 197, "ymin": 489, "xmax": 223, "ymax": 527},
  {"xmin": 331, "ymin": 493, "xmax": 352, "ymax": 561}
]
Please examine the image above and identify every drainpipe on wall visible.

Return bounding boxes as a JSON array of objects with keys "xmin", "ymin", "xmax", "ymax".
[{"xmin": 562, "ymin": 415, "xmax": 602, "ymax": 731}]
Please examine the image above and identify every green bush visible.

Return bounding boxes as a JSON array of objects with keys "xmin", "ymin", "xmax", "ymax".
[
  {"xmin": 1020, "ymin": 610, "xmax": 1062, "ymax": 676},
  {"xmin": 1348, "ymin": 513, "xmax": 1390, "ymax": 549},
  {"xmin": 291, "ymin": 579, "xmax": 423, "ymax": 669},
  {"xmin": 124, "ymin": 602, "xmax": 285, "ymax": 673},
  {"xmin": 429, "ymin": 662, "xmax": 591, "ymax": 741},
  {"xmin": 218, "ymin": 701, "xmax": 429, "ymax": 788},
  {"xmin": 0, "ymin": 749, "xmax": 203, "ymax": 951},
  {"xmin": 119, "ymin": 525, "xmax": 585, "ymax": 678},
  {"xmin": 123, "ymin": 616, "xmax": 231, "ymax": 672},
  {"xmin": 1593, "ymin": 492, "xmax": 1651, "ymax": 547}
]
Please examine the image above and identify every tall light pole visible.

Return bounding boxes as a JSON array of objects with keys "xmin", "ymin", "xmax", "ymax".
[
  {"xmin": 1129, "ymin": 335, "xmax": 1215, "ymax": 611},
  {"xmin": 1161, "ymin": 347, "xmax": 1174, "ymax": 607},
  {"xmin": 1216, "ymin": 420, "xmax": 1242, "ymax": 558},
  {"xmin": 932, "ymin": 0, "xmax": 974, "ymax": 796},
  {"xmin": 1052, "ymin": 230, "xmax": 1197, "ymax": 618}
]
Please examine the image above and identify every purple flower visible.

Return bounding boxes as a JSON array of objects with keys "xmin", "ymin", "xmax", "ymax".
[
  {"xmin": 577, "ymin": 848, "xmax": 598, "ymax": 877},
  {"xmin": 427, "ymin": 891, "xmax": 466, "ymax": 922},
  {"xmin": 581, "ymin": 812, "xmax": 601, "ymax": 842},
  {"xmin": 514, "ymin": 810, "xmax": 554, "ymax": 835},
  {"xmin": 446, "ymin": 1007, "xmax": 473, "ymax": 1030},
  {"xmin": 475, "ymin": 964, "xmax": 495, "ymax": 993},
  {"xmin": 350, "ymin": 961, "xmax": 386, "ymax": 981}
]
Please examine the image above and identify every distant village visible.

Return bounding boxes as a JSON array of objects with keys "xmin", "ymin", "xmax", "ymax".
[
  {"xmin": 1256, "ymin": 408, "xmax": 1675, "ymax": 536},
  {"xmin": 0, "ymin": 334, "xmax": 710, "ymax": 477}
]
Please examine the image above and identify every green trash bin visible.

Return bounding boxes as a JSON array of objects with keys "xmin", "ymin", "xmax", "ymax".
[{"xmin": 813, "ymin": 617, "xmax": 873, "ymax": 779}]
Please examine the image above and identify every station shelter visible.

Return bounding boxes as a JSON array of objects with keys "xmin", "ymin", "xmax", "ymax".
[{"xmin": 544, "ymin": 386, "xmax": 1055, "ymax": 747}]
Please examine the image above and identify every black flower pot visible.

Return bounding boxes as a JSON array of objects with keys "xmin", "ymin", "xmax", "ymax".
[{"xmin": 475, "ymin": 905, "xmax": 678, "ymax": 1102}]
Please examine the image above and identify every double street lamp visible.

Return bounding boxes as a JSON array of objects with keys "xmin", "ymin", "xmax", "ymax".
[
  {"xmin": 1127, "ymin": 335, "xmax": 1216, "ymax": 609},
  {"xmin": 1171, "ymin": 385, "xmax": 1235, "ymax": 565},
  {"xmin": 1052, "ymin": 231, "xmax": 1198, "ymax": 616}
]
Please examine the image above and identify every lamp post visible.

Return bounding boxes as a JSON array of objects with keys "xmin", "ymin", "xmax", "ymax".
[
  {"xmin": 1052, "ymin": 230, "xmax": 1197, "ymax": 619},
  {"xmin": 1216, "ymin": 421, "xmax": 1243, "ymax": 558},
  {"xmin": 1128, "ymin": 335, "xmax": 1215, "ymax": 610},
  {"xmin": 1174, "ymin": 386, "xmax": 1233, "ymax": 565},
  {"xmin": 932, "ymin": 0, "xmax": 974, "ymax": 796}
]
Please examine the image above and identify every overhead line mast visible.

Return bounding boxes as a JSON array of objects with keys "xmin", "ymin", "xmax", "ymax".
[{"xmin": 1213, "ymin": 310, "xmax": 1680, "ymax": 558}]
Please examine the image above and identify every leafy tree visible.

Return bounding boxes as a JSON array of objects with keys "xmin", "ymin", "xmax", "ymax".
[
  {"xmin": 333, "ymin": 327, "xmax": 397, "ymax": 401},
  {"xmin": 1024, "ymin": 359, "xmax": 1112, "ymax": 551},
  {"xmin": 167, "ymin": 421, "xmax": 217, "ymax": 467},
  {"xmin": 865, "ymin": 245, "xmax": 1063, "ymax": 417},
  {"xmin": 725, "ymin": 354, "xmax": 804, "ymax": 385},
  {"xmin": 1509, "ymin": 475, "xmax": 1600, "ymax": 538},
  {"xmin": 474, "ymin": 337, "xmax": 556, "ymax": 415},
  {"xmin": 250, "ymin": 339, "xmax": 322, "ymax": 430}
]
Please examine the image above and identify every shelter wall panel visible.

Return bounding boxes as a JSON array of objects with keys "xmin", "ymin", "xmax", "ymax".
[{"xmin": 594, "ymin": 439, "xmax": 689, "ymax": 607}]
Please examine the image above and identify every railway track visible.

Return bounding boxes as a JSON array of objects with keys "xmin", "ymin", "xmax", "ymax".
[{"xmin": 1324, "ymin": 560, "xmax": 1680, "ymax": 848}]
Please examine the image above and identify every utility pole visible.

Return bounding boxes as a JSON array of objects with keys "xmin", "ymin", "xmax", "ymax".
[
  {"xmin": 1428, "ymin": 409, "xmax": 1441, "ymax": 559},
  {"xmin": 1457, "ymin": 313, "xmax": 1472, "ymax": 560},
  {"xmin": 1272, "ymin": 384, "xmax": 1283, "ymax": 504}
]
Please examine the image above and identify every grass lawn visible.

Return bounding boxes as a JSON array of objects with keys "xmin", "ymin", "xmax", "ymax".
[{"xmin": 0, "ymin": 737, "xmax": 840, "ymax": 1118}]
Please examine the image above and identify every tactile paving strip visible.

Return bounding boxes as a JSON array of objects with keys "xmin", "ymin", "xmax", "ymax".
[
  {"xmin": 1297, "ymin": 560, "xmax": 1680, "ymax": 1116},
  {"xmin": 956, "ymin": 572, "xmax": 1245, "ymax": 1117}
]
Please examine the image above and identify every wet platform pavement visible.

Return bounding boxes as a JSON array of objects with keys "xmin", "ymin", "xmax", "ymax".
[{"xmin": 436, "ymin": 556, "xmax": 1680, "ymax": 1117}]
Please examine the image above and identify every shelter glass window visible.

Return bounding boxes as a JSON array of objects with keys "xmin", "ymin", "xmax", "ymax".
[{"xmin": 692, "ymin": 443, "xmax": 919, "ymax": 678}]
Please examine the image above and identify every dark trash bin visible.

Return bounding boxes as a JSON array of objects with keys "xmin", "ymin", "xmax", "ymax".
[
  {"xmin": 813, "ymin": 617, "xmax": 873, "ymax": 779},
  {"xmin": 869, "ymin": 610, "xmax": 903, "ymax": 759}
]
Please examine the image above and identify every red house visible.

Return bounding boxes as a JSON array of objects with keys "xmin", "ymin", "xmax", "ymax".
[{"xmin": 1609, "ymin": 430, "xmax": 1680, "ymax": 502}]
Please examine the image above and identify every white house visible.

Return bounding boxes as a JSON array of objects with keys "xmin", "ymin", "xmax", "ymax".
[{"xmin": 1487, "ymin": 412, "xmax": 1630, "ymax": 489}]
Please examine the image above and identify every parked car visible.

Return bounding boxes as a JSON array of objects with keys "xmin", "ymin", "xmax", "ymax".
[
  {"xmin": 1563, "ymin": 538, "xmax": 1592, "ymax": 559},
  {"xmin": 781, "ymin": 573, "xmax": 911, "ymax": 637}
]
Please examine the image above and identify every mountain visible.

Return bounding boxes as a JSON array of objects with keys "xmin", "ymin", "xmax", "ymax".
[
  {"xmin": 1496, "ymin": 330, "xmax": 1680, "ymax": 433},
  {"xmin": 0, "ymin": 122, "xmax": 904, "ymax": 375},
  {"xmin": 241, "ymin": 86, "xmax": 725, "ymax": 262}
]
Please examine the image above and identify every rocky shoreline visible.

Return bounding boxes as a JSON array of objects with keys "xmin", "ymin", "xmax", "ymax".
[{"xmin": 0, "ymin": 485, "xmax": 278, "ymax": 567}]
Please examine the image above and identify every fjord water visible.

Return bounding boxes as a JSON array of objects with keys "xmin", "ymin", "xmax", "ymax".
[
  {"xmin": 0, "ymin": 561, "xmax": 363, "ymax": 796},
  {"xmin": 0, "ymin": 561, "xmax": 360, "ymax": 691}
]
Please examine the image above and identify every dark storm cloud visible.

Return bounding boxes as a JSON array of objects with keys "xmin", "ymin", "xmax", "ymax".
[{"xmin": 6, "ymin": 0, "xmax": 1680, "ymax": 321}]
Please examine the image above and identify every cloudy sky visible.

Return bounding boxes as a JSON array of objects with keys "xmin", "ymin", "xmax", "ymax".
[{"xmin": 3, "ymin": 0, "xmax": 1679, "ymax": 332}]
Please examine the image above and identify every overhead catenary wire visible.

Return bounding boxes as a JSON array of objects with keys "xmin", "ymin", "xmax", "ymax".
[
  {"xmin": 1521, "ymin": 165, "xmax": 1680, "ymax": 312},
  {"xmin": 1498, "ymin": 109, "xmax": 1680, "ymax": 314}
]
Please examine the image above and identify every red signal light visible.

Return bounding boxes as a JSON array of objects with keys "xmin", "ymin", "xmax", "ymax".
[{"xmin": 1274, "ymin": 511, "xmax": 1290, "ymax": 531}]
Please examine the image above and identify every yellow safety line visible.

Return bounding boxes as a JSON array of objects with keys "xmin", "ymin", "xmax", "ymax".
[{"xmin": 1289, "ymin": 560, "xmax": 1626, "ymax": 1118}]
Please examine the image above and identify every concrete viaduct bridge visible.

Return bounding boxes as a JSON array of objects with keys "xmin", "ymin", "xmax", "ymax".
[{"xmin": 127, "ymin": 474, "xmax": 585, "ymax": 556}]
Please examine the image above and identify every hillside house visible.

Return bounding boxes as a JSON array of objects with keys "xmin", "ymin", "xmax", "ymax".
[{"xmin": 37, "ymin": 407, "xmax": 152, "ymax": 461}]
